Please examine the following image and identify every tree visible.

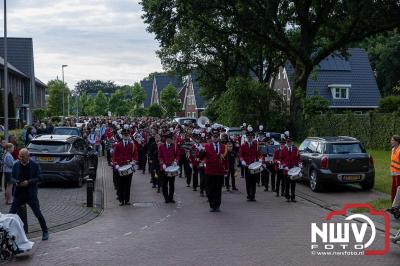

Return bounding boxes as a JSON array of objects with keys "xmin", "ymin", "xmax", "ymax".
[
  {"xmin": 130, "ymin": 107, "xmax": 148, "ymax": 117},
  {"xmin": 216, "ymin": 77, "xmax": 286, "ymax": 130},
  {"xmin": 109, "ymin": 89, "xmax": 130, "ymax": 116},
  {"xmin": 46, "ymin": 80, "xmax": 69, "ymax": 116},
  {"xmin": 94, "ymin": 90, "xmax": 109, "ymax": 116},
  {"xmin": 0, "ymin": 91, "xmax": 3, "ymax": 118},
  {"xmin": 148, "ymin": 103, "xmax": 163, "ymax": 118},
  {"xmin": 131, "ymin": 83, "xmax": 147, "ymax": 108},
  {"xmin": 33, "ymin": 109, "xmax": 46, "ymax": 120},
  {"xmin": 378, "ymin": 96, "xmax": 400, "ymax": 113},
  {"xmin": 303, "ymin": 96, "xmax": 330, "ymax": 119},
  {"xmin": 141, "ymin": 0, "xmax": 400, "ymax": 130},
  {"xmin": 360, "ymin": 30, "xmax": 400, "ymax": 96},
  {"xmin": 160, "ymin": 83, "xmax": 181, "ymax": 118},
  {"xmin": 74, "ymin": 80, "xmax": 118, "ymax": 95}
]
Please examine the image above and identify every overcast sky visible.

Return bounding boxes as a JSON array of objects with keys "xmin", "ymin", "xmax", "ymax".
[{"xmin": 0, "ymin": 0, "xmax": 163, "ymax": 89}]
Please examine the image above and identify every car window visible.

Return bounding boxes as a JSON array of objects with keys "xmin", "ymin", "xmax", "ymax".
[
  {"xmin": 73, "ymin": 140, "xmax": 86, "ymax": 153},
  {"xmin": 307, "ymin": 141, "xmax": 319, "ymax": 153},
  {"xmin": 316, "ymin": 143, "xmax": 324, "ymax": 154},
  {"xmin": 328, "ymin": 143, "xmax": 365, "ymax": 154},
  {"xmin": 28, "ymin": 141, "xmax": 71, "ymax": 153},
  {"xmin": 299, "ymin": 140, "xmax": 310, "ymax": 152},
  {"xmin": 53, "ymin": 128, "xmax": 80, "ymax": 136}
]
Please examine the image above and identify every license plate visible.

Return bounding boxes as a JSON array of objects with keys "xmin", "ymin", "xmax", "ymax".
[
  {"xmin": 343, "ymin": 175, "xmax": 361, "ymax": 181},
  {"xmin": 39, "ymin": 156, "xmax": 54, "ymax": 162}
]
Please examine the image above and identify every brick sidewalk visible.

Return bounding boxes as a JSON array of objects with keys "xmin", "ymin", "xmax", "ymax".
[{"xmin": 0, "ymin": 159, "xmax": 104, "ymax": 238}]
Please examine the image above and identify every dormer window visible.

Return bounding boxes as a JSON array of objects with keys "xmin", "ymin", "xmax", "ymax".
[{"xmin": 328, "ymin": 84, "xmax": 351, "ymax": 100}]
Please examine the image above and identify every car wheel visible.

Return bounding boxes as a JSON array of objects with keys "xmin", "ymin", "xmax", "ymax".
[
  {"xmin": 360, "ymin": 176, "xmax": 374, "ymax": 191},
  {"xmin": 75, "ymin": 169, "xmax": 84, "ymax": 188},
  {"xmin": 309, "ymin": 169, "xmax": 324, "ymax": 192}
]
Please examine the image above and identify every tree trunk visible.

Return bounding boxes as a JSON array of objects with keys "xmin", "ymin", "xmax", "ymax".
[{"xmin": 289, "ymin": 64, "xmax": 312, "ymax": 135}]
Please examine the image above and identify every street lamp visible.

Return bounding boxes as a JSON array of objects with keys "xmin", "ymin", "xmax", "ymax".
[
  {"xmin": 3, "ymin": 0, "xmax": 8, "ymax": 140},
  {"xmin": 61, "ymin": 64, "xmax": 68, "ymax": 116}
]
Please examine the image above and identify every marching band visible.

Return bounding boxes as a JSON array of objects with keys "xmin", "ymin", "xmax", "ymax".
[{"xmin": 102, "ymin": 117, "xmax": 301, "ymax": 211}]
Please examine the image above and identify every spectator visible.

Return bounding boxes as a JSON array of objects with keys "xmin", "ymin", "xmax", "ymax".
[
  {"xmin": 25, "ymin": 127, "xmax": 34, "ymax": 147},
  {"xmin": 0, "ymin": 137, "xmax": 5, "ymax": 192},
  {"xmin": 9, "ymin": 135, "xmax": 19, "ymax": 160},
  {"xmin": 9, "ymin": 148, "xmax": 49, "ymax": 241},
  {"xmin": 3, "ymin": 143, "xmax": 16, "ymax": 204}
]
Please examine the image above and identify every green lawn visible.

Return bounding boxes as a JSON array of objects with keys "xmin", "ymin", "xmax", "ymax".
[{"xmin": 369, "ymin": 149, "xmax": 392, "ymax": 195}]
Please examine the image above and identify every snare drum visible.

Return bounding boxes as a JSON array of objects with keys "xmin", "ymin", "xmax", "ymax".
[
  {"xmin": 248, "ymin": 162, "xmax": 264, "ymax": 174},
  {"xmin": 118, "ymin": 164, "xmax": 134, "ymax": 176},
  {"xmin": 288, "ymin": 166, "xmax": 302, "ymax": 180},
  {"xmin": 165, "ymin": 165, "xmax": 180, "ymax": 177}
]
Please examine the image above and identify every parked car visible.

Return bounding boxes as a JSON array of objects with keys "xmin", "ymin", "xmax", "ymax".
[
  {"xmin": 226, "ymin": 127, "xmax": 241, "ymax": 137},
  {"xmin": 27, "ymin": 135, "xmax": 98, "ymax": 187},
  {"xmin": 298, "ymin": 136, "xmax": 374, "ymax": 192},
  {"xmin": 52, "ymin": 127, "xmax": 82, "ymax": 137},
  {"xmin": 173, "ymin": 117, "xmax": 197, "ymax": 126}
]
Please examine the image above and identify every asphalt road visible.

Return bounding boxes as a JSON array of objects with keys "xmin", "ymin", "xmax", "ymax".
[{"xmin": 10, "ymin": 158, "xmax": 400, "ymax": 266}]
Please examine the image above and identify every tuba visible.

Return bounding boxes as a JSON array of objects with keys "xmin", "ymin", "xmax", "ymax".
[{"xmin": 197, "ymin": 116, "xmax": 210, "ymax": 128}]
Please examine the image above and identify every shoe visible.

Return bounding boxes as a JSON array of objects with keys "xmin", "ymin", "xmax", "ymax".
[
  {"xmin": 152, "ymin": 185, "xmax": 156, "ymax": 188},
  {"xmin": 281, "ymin": 193, "xmax": 285, "ymax": 197},
  {"xmin": 125, "ymin": 202, "xmax": 131, "ymax": 205},
  {"xmin": 246, "ymin": 196, "xmax": 250, "ymax": 200},
  {"xmin": 193, "ymin": 188, "xmax": 197, "ymax": 191},
  {"xmin": 210, "ymin": 208, "xmax": 216, "ymax": 212},
  {"xmin": 272, "ymin": 189, "xmax": 276, "ymax": 192},
  {"xmin": 200, "ymin": 192, "xmax": 204, "ymax": 197},
  {"xmin": 291, "ymin": 199, "xmax": 297, "ymax": 203},
  {"xmin": 42, "ymin": 231, "xmax": 49, "ymax": 241},
  {"xmin": 286, "ymin": 198, "xmax": 291, "ymax": 202},
  {"xmin": 165, "ymin": 200, "xmax": 170, "ymax": 204},
  {"xmin": 119, "ymin": 202, "xmax": 125, "ymax": 206},
  {"xmin": 170, "ymin": 199, "xmax": 176, "ymax": 204},
  {"xmin": 232, "ymin": 188, "xmax": 238, "ymax": 191},
  {"xmin": 186, "ymin": 185, "xmax": 190, "ymax": 187},
  {"xmin": 276, "ymin": 194, "xmax": 279, "ymax": 197},
  {"xmin": 226, "ymin": 189, "xmax": 231, "ymax": 192},
  {"xmin": 250, "ymin": 198, "xmax": 256, "ymax": 202},
  {"xmin": 214, "ymin": 208, "xmax": 221, "ymax": 212},
  {"xmin": 390, "ymin": 234, "xmax": 400, "ymax": 244},
  {"xmin": 264, "ymin": 188, "xmax": 268, "ymax": 192},
  {"xmin": 157, "ymin": 189, "xmax": 161, "ymax": 193}
]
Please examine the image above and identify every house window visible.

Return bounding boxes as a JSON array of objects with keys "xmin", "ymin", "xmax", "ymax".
[
  {"xmin": 329, "ymin": 84, "xmax": 351, "ymax": 100},
  {"xmin": 178, "ymin": 99, "xmax": 182, "ymax": 104},
  {"xmin": 187, "ymin": 95, "xmax": 195, "ymax": 106},
  {"xmin": 283, "ymin": 88, "xmax": 287, "ymax": 96}
]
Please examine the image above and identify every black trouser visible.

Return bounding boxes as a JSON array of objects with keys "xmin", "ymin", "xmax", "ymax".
[
  {"xmin": 107, "ymin": 149, "xmax": 112, "ymax": 164},
  {"xmin": 117, "ymin": 174, "xmax": 133, "ymax": 203},
  {"xmin": 113, "ymin": 169, "xmax": 119, "ymax": 191},
  {"xmin": 244, "ymin": 168, "xmax": 257, "ymax": 200},
  {"xmin": 10, "ymin": 192, "xmax": 48, "ymax": 233},
  {"xmin": 199, "ymin": 167, "xmax": 206, "ymax": 194},
  {"xmin": 101, "ymin": 141, "xmax": 105, "ymax": 156},
  {"xmin": 138, "ymin": 148, "xmax": 147, "ymax": 173},
  {"xmin": 161, "ymin": 171, "xmax": 175, "ymax": 202},
  {"xmin": 275, "ymin": 169, "xmax": 286, "ymax": 196},
  {"xmin": 240, "ymin": 165, "xmax": 245, "ymax": 177},
  {"xmin": 262, "ymin": 166, "xmax": 276, "ymax": 191},
  {"xmin": 225, "ymin": 166, "xmax": 236, "ymax": 189},
  {"xmin": 149, "ymin": 161, "xmax": 159, "ymax": 187},
  {"xmin": 178, "ymin": 154, "xmax": 186, "ymax": 177},
  {"xmin": 192, "ymin": 166, "xmax": 199, "ymax": 190},
  {"xmin": 185, "ymin": 162, "xmax": 193, "ymax": 186},
  {"xmin": 206, "ymin": 174, "xmax": 224, "ymax": 210},
  {"xmin": 285, "ymin": 176, "xmax": 296, "ymax": 200}
]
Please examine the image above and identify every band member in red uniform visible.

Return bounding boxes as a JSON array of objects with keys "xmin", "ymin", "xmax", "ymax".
[
  {"xmin": 240, "ymin": 128, "xmax": 260, "ymax": 201},
  {"xmin": 112, "ymin": 129, "xmax": 138, "ymax": 206},
  {"xmin": 281, "ymin": 137, "xmax": 300, "ymax": 202},
  {"xmin": 158, "ymin": 133, "xmax": 179, "ymax": 203},
  {"xmin": 273, "ymin": 138, "xmax": 287, "ymax": 197},
  {"xmin": 189, "ymin": 130, "xmax": 202, "ymax": 192},
  {"xmin": 200, "ymin": 127, "xmax": 227, "ymax": 212}
]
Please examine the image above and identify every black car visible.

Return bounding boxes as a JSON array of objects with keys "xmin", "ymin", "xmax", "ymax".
[
  {"xmin": 299, "ymin": 136, "xmax": 375, "ymax": 192},
  {"xmin": 27, "ymin": 135, "xmax": 98, "ymax": 187},
  {"xmin": 52, "ymin": 127, "xmax": 82, "ymax": 137}
]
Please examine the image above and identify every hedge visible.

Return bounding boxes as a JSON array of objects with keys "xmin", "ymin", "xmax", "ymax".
[{"xmin": 304, "ymin": 112, "xmax": 399, "ymax": 150}]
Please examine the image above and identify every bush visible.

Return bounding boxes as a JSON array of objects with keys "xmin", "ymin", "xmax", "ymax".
[
  {"xmin": 378, "ymin": 96, "xmax": 400, "ymax": 113},
  {"xmin": 33, "ymin": 109, "xmax": 46, "ymax": 121},
  {"xmin": 130, "ymin": 107, "xmax": 148, "ymax": 117},
  {"xmin": 148, "ymin": 104, "xmax": 163, "ymax": 118}
]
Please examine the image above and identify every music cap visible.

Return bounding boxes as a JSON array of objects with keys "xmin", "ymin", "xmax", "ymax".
[
  {"xmin": 259, "ymin": 125, "xmax": 263, "ymax": 131},
  {"xmin": 247, "ymin": 126, "xmax": 255, "ymax": 136},
  {"xmin": 211, "ymin": 128, "xmax": 220, "ymax": 136},
  {"xmin": 163, "ymin": 132, "xmax": 173, "ymax": 139},
  {"xmin": 121, "ymin": 129, "xmax": 129, "ymax": 135},
  {"xmin": 265, "ymin": 132, "xmax": 271, "ymax": 138},
  {"xmin": 284, "ymin": 130, "xmax": 290, "ymax": 137}
]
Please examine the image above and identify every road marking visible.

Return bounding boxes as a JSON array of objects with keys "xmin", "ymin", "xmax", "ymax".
[
  {"xmin": 166, "ymin": 214, "xmax": 171, "ymax": 218},
  {"xmin": 37, "ymin": 252, "xmax": 49, "ymax": 257},
  {"xmin": 141, "ymin": 225, "xmax": 149, "ymax": 230},
  {"xmin": 124, "ymin": 232, "xmax": 132, "ymax": 236},
  {"xmin": 95, "ymin": 241, "xmax": 104, "ymax": 244}
]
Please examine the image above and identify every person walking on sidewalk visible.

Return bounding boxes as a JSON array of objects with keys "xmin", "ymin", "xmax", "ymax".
[
  {"xmin": 3, "ymin": 143, "xmax": 16, "ymax": 205},
  {"xmin": 390, "ymin": 135, "xmax": 400, "ymax": 203},
  {"xmin": 9, "ymin": 148, "xmax": 49, "ymax": 241}
]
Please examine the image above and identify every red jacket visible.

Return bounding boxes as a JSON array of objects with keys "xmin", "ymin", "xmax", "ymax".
[
  {"xmin": 240, "ymin": 140, "xmax": 260, "ymax": 165},
  {"xmin": 273, "ymin": 146, "xmax": 285, "ymax": 172},
  {"xmin": 105, "ymin": 128, "xmax": 113, "ymax": 140},
  {"xmin": 201, "ymin": 142, "xmax": 227, "ymax": 176},
  {"xmin": 112, "ymin": 141, "xmax": 138, "ymax": 166},
  {"xmin": 158, "ymin": 143, "xmax": 178, "ymax": 170},
  {"xmin": 281, "ymin": 145, "xmax": 300, "ymax": 172},
  {"xmin": 189, "ymin": 143, "xmax": 203, "ymax": 168}
]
